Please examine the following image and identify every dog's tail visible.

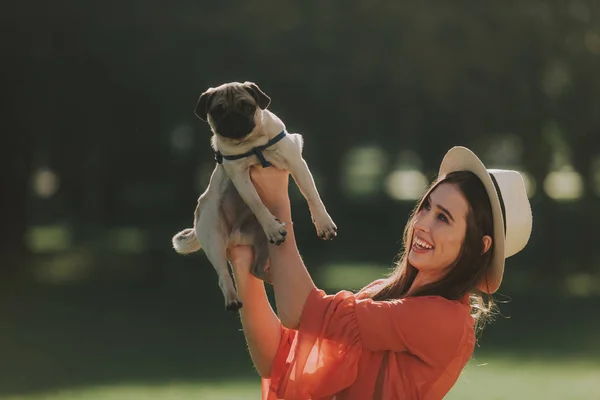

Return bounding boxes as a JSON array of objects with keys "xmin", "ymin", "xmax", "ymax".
[{"xmin": 172, "ymin": 228, "xmax": 201, "ymax": 254}]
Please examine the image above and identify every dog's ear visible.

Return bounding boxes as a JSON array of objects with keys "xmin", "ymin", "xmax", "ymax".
[
  {"xmin": 194, "ymin": 89, "xmax": 214, "ymax": 121},
  {"xmin": 243, "ymin": 81, "xmax": 271, "ymax": 109}
]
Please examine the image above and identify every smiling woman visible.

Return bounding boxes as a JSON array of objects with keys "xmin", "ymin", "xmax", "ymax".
[
  {"xmin": 409, "ymin": 183, "xmax": 474, "ymax": 284},
  {"xmin": 370, "ymin": 170, "xmax": 496, "ymax": 310},
  {"xmin": 228, "ymin": 146, "xmax": 533, "ymax": 400}
]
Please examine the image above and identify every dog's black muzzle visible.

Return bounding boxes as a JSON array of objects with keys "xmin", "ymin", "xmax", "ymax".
[{"xmin": 214, "ymin": 111, "xmax": 255, "ymax": 139}]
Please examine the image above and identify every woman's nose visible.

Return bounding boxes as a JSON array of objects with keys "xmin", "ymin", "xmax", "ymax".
[{"xmin": 413, "ymin": 213, "xmax": 431, "ymax": 232}]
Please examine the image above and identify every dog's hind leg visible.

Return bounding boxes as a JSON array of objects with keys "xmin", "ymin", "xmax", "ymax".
[
  {"xmin": 208, "ymin": 251, "xmax": 243, "ymax": 312},
  {"xmin": 198, "ymin": 228, "xmax": 242, "ymax": 312},
  {"xmin": 229, "ymin": 210, "xmax": 271, "ymax": 283}
]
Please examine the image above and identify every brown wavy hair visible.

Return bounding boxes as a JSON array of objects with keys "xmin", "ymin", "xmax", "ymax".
[{"xmin": 362, "ymin": 171, "xmax": 498, "ymax": 333}]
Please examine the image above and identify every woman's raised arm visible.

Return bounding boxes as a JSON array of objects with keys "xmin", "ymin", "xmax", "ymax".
[
  {"xmin": 249, "ymin": 166, "xmax": 317, "ymax": 329},
  {"xmin": 229, "ymin": 246, "xmax": 282, "ymax": 378}
]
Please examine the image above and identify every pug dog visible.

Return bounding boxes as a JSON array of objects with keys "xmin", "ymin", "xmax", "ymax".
[{"xmin": 171, "ymin": 81, "xmax": 337, "ymax": 311}]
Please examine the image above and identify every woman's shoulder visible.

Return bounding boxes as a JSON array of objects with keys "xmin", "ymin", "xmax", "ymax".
[
  {"xmin": 403, "ymin": 295, "xmax": 474, "ymax": 325},
  {"xmin": 361, "ymin": 278, "xmax": 387, "ymax": 291},
  {"xmin": 355, "ymin": 278, "xmax": 387, "ymax": 298},
  {"xmin": 403, "ymin": 294, "xmax": 470, "ymax": 309}
]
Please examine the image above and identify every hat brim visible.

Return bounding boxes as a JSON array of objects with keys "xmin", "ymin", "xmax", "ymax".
[{"xmin": 438, "ymin": 146, "xmax": 505, "ymax": 294}]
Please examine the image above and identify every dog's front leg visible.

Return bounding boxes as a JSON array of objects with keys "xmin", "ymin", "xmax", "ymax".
[
  {"xmin": 226, "ymin": 165, "xmax": 287, "ymax": 245},
  {"xmin": 286, "ymin": 155, "xmax": 337, "ymax": 240}
]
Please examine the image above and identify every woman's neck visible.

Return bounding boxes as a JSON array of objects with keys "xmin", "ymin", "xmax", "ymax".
[{"xmin": 406, "ymin": 270, "xmax": 444, "ymax": 296}]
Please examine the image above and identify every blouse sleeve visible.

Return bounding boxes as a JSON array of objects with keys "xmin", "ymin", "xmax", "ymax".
[
  {"xmin": 264, "ymin": 287, "xmax": 472, "ymax": 399},
  {"xmin": 261, "ymin": 325, "xmax": 297, "ymax": 400},
  {"xmin": 262, "ymin": 289, "xmax": 362, "ymax": 400},
  {"xmin": 352, "ymin": 294, "xmax": 472, "ymax": 365}
]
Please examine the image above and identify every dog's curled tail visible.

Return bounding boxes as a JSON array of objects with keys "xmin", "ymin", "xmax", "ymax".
[{"xmin": 172, "ymin": 228, "xmax": 201, "ymax": 254}]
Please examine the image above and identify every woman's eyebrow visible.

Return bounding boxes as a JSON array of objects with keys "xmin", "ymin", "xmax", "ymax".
[{"xmin": 435, "ymin": 203, "xmax": 455, "ymax": 222}]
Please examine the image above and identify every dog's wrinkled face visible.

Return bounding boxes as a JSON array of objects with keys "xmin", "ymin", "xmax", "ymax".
[{"xmin": 194, "ymin": 81, "xmax": 271, "ymax": 139}]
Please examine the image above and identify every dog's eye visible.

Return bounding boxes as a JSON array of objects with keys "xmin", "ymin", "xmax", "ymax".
[
  {"xmin": 240, "ymin": 101, "xmax": 255, "ymax": 115},
  {"xmin": 210, "ymin": 104, "xmax": 225, "ymax": 117}
]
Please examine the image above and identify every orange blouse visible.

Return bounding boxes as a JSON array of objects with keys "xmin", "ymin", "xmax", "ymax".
[{"xmin": 261, "ymin": 281, "xmax": 475, "ymax": 400}]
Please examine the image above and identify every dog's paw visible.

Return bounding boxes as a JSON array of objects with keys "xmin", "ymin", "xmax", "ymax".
[
  {"xmin": 264, "ymin": 218, "xmax": 287, "ymax": 245},
  {"xmin": 314, "ymin": 213, "xmax": 338, "ymax": 240},
  {"xmin": 226, "ymin": 299, "xmax": 243, "ymax": 312}
]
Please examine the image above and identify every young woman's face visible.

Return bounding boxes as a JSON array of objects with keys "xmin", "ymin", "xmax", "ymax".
[{"xmin": 408, "ymin": 183, "xmax": 469, "ymax": 276}]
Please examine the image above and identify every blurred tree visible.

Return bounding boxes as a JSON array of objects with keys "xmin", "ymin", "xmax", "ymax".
[
  {"xmin": 7, "ymin": 0, "xmax": 600, "ymax": 288},
  {"xmin": 1, "ymin": 2, "xmax": 33, "ymax": 275}
]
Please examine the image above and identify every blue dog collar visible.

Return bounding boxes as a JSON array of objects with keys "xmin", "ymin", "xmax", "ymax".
[{"xmin": 214, "ymin": 130, "xmax": 287, "ymax": 168}]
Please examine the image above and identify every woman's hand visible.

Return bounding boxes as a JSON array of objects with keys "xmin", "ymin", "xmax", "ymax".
[
  {"xmin": 227, "ymin": 245, "xmax": 254, "ymax": 278},
  {"xmin": 249, "ymin": 165, "xmax": 291, "ymax": 212},
  {"xmin": 248, "ymin": 164, "xmax": 316, "ymax": 330}
]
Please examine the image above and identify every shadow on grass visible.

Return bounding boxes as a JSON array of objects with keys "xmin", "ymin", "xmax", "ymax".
[{"xmin": 0, "ymin": 265, "xmax": 260, "ymax": 397}]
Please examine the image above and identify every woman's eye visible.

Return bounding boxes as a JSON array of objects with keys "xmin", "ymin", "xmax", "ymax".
[{"xmin": 438, "ymin": 213, "xmax": 448, "ymax": 223}]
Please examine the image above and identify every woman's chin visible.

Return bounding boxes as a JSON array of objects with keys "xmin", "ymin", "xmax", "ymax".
[{"xmin": 408, "ymin": 252, "xmax": 425, "ymax": 270}]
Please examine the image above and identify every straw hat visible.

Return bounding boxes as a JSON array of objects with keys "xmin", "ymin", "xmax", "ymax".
[{"xmin": 438, "ymin": 146, "xmax": 533, "ymax": 294}]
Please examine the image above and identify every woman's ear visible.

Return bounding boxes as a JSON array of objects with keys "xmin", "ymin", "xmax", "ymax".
[{"xmin": 482, "ymin": 235, "xmax": 492, "ymax": 255}]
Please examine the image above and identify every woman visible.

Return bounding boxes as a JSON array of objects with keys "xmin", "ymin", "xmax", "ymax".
[{"xmin": 227, "ymin": 146, "xmax": 533, "ymax": 399}]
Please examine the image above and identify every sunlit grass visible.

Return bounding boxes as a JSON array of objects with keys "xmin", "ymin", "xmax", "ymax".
[
  {"xmin": 446, "ymin": 355, "xmax": 600, "ymax": 400},
  {"xmin": 317, "ymin": 262, "xmax": 391, "ymax": 290},
  {"xmin": 3, "ymin": 357, "xmax": 599, "ymax": 400}
]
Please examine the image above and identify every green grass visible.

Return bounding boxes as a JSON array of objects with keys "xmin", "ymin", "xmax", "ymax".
[
  {"xmin": 446, "ymin": 355, "xmax": 600, "ymax": 399},
  {"xmin": 0, "ymin": 381, "xmax": 261, "ymax": 400},
  {"xmin": 3, "ymin": 356, "xmax": 599, "ymax": 400},
  {"xmin": 2, "ymin": 261, "xmax": 598, "ymax": 400}
]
